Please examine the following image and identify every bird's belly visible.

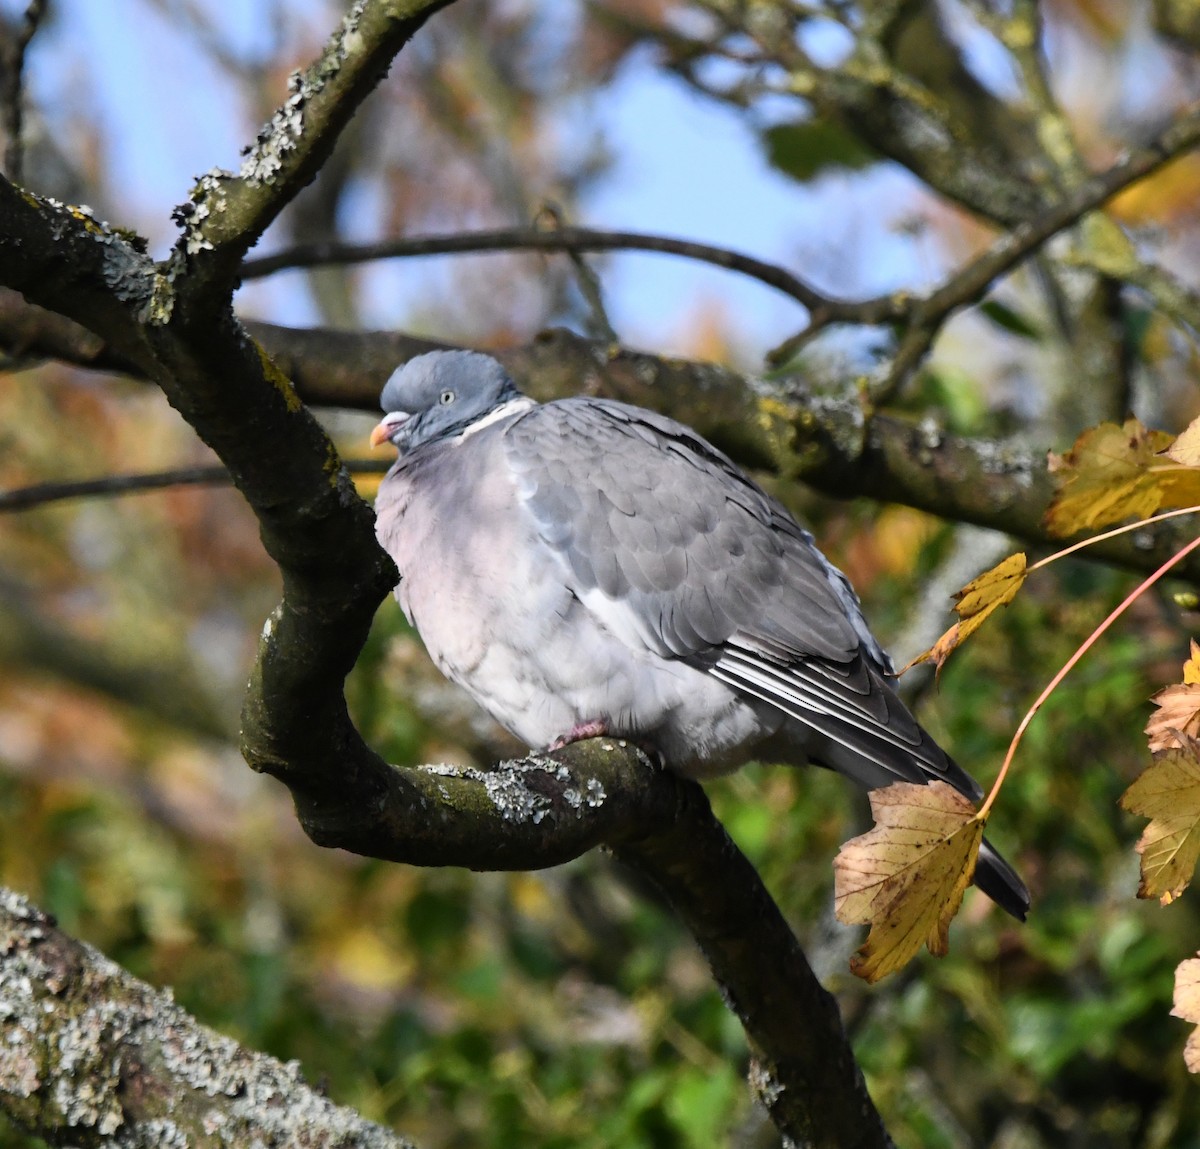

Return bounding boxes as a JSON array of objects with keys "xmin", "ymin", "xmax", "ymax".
[{"xmin": 397, "ymin": 538, "xmax": 778, "ymax": 773}]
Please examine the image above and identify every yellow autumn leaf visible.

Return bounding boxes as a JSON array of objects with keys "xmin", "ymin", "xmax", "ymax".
[
  {"xmin": 904, "ymin": 552, "xmax": 1027, "ymax": 673},
  {"xmin": 1044, "ymin": 418, "xmax": 1200, "ymax": 537},
  {"xmin": 833, "ymin": 781, "xmax": 985, "ymax": 984},
  {"xmin": 1120, "ymin": 737, "xmax": 1200, "ymax": 904},
  {"xmin": 1172, "ymin": 953, "xmax": 1200, "ymax": 1073},
  {"xmin": 1146, "ymin": 641, "xmax": 1200, "ymax": 753},
  {"xmin": 1113, "ymin": 153, "xmax": 1200, "ymax": 226}
]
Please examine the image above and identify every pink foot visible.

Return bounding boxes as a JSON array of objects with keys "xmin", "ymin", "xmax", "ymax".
[{"xmin": 549, "ymin": 718, "xmax": 610, "ymax": 750}]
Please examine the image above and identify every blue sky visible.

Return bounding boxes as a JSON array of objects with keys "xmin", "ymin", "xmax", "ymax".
[
  {"xmin": 28, "ymin": 0, "xmax": 1180, "ymax": 371},
  {"xmin": 9, "ymin": 0, "xmax": 1184, "ymax": 365},
  {"xmin": 11, "ymin": 0, "xmax": 955, "ymax": 361}
]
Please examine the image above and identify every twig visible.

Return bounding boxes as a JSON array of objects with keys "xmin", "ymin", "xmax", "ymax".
[
  {"xmin": 239, "ymin": 224, "xmax": 867, "ymax": 319},
  {"xmin": 1082, "ymin": 253, "xmax": 1200, "ymax": 343},
  {"xmin": 1028, "ymin": 504, "xmax": 1200, "ymax": 572},
  {"xmin": 532, "ymin": 204, "xmax": 621, "ymax": 342},
  {"xmin": 0, "ymin": 459, "xmax": 390, "ymax": 512},
  {"xmin": 144, "ymin": 0, "xmax": 270, "ymax": 80},
  {"xmin": 1, "ymin": 0, "xmax": 47, "ymax": 183},
  {"xmin": 967, "ymin": 0, "xmax": 1087, "ymax": 185},
  {"xmin": 924, "ymin": 108, "xmax": 1200, "ymax": 312},
  {"xmin": 567, "ymin": 249, "xmax": 619, "ymax": 343}
]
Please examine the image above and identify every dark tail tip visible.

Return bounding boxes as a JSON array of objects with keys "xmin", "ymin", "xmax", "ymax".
[{"xmin": 975, "ymin": 837, "xmax": 1030, "ymax": 921}]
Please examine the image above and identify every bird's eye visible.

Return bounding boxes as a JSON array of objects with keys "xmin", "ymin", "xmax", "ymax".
[{"xmin": 439, "ymin": 390, "xmax": 455, "ymax": 405}]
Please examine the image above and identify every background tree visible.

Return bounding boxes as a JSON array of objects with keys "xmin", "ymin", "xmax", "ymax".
[{"xmin": 3, "ymin": 1, "xmax": 1200, "ymax": 1146}]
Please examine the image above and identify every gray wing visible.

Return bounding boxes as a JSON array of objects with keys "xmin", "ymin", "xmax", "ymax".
[{"xmin": 503, "ymin": 397, "xmax": 980, "ymax": 796}]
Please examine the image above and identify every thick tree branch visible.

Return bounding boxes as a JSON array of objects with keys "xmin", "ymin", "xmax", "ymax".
[
  {"xmin": 486, "ymin": 332, "xmax": 1200, "ymax": 584},
  {"xmin": 3, "ymin": 294, "xmax": 1197, "ymax": 584},
  {"xmin": 615, "ymin": 790, "xmax": 896, "ymax": 1149},
  {"xmin": 172, "ymin": 0, "xmax": 455, "ymax": 292},
  {"xmin": 0, "ymin": 888, "xmax": 417, "ymax": 1148}
]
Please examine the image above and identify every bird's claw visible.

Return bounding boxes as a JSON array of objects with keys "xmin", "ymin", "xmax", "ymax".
[{"xmin": 548, "ymin": 719, "xmax": 610, "ymax": 750}]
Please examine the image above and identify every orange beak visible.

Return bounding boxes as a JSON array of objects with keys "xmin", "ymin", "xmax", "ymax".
[{"xmin": 370, "ymin": 412, "xmax": 409, "ymax": 448}]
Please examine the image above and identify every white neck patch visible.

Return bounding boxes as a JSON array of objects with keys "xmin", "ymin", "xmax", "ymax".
[{"xmin": 452, "ymin": 396, "xmax": 537, "ymax": 445}]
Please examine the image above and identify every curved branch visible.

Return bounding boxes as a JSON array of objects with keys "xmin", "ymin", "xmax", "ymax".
[
  {"xmin": 239, "ymin": 225, "xmax": 854, "ymax": 317},
  {"xmin": 243, "ymin": 730, "xmax": 895, "ymax": 1148},
  {"xmin": 172, "ymin": 0, "xmax": 456, "ymax": 291},
  {"xmin": 0, "ymin": 889, "xmax": 416, "ymax": 1148}
]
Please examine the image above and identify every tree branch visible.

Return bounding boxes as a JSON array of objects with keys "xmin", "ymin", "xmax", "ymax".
[
  {"xmin": 172, "ymin": 0, "xmax": 456, "ymax": 293},
  {"xmin": 229, "ymin": 98, "xmax": 1200, "ymax": 396},
  {"xmin": 0, "ymin": 460, "xmax": 389, "ymax": 512},
  {"xmin": 493, "ymin": 331, "xmax": 1200, "ymax": 584},
  {"xmin": 0, "ymin": 572, "xmax": 231, "ymax": 739},
  {"xmin": 685, "ymin": 1, "xmax": 1051, "ymax": 226},
  {"xmin": 768, "ymin": 101, "xmax": 1200, "ymax": 369},
  {"xmin": 239, "ymin": 225, "xmax": 846, "ymax": 317},
  {"xmin": 0, "ymin": 888, "xmax": 417, "ymax": 1148},
  {"xmin": 0, "ymin": 0, "xmax": 47, "ymax": 184},
  {"xmin": 615, "ymin": 790, "xmax": 896, "ymax": 1149},
  {"xmin": 2, "ymin": 292, "xmax": 1196, "ymax": 584}
]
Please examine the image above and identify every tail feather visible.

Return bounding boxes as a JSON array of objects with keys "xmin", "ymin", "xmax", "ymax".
[{"xmin": 974, "ymin": 837, "xmax": 1029, "ymax": 921}]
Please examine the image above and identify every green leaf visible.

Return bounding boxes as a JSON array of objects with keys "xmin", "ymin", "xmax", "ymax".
[
  {"xmin": 979, "ymin": 299, "xmax": 1042, "ymax": 341},
  {"xmin": 761, "ymin": 119, "xmax": 876, "ymax": 182}
]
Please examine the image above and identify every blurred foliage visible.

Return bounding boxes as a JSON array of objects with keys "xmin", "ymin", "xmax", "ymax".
[
  {"xmin": 5, "ymin": 0, "xmax": 1200, "ymax": 1147},
  {"xmin": 5, "ymin": 492, "xmax": 1200, "ymax": 1146},
  {"xmin": 760, "ymin": 119, "xmax": 878, "ymax": 183}
]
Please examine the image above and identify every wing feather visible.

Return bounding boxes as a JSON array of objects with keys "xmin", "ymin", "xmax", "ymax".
[{"xmin": 504, "ymin": 397, "xmax": 977, "ymax": 794}]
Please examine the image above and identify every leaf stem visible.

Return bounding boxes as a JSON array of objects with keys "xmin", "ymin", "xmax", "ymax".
[
  {"xmin": 1028, "ymin": 505, "xmax": 1200, "ymax": 573},
  {"xmin": 980, "ymin": 531, "xmax": 1200, "ymax": 819}
]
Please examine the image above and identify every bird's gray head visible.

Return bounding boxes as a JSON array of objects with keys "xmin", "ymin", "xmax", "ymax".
[{"xmin": 371, "ymin": 350, "xmax": 525, "ymax": 453}]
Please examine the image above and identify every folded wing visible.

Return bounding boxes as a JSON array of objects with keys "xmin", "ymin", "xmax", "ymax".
[{"xmin": 504, "ymin": 397, "xmax": 977, "ymax": 795}]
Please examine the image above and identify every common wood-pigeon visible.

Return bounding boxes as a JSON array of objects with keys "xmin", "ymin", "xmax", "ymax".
[{"xmin": 371, "ymin": 350, "xmax": 1029, "ymax": 920}]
